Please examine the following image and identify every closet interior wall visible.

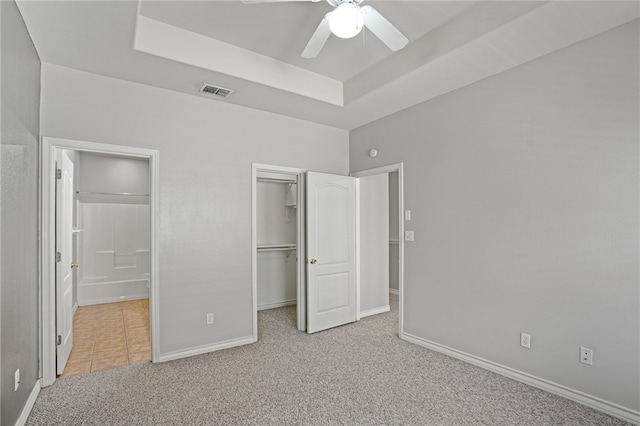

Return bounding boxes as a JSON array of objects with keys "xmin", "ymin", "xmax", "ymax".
[{"xmin": 256, "ymin": 171, "xmax": 298, "ymax": 310}]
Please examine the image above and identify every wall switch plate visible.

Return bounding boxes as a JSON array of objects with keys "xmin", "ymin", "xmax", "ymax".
[
  {"xmin": 14, "ymin": 369, "xmax": 20, "ymax": 391},
  {"xmin": 404, "ymin": 231, "xmax": 414, "ymax": 241},
  {"xmin": 580, "ymin": 347, "xmax": 593, "ymax": 365},
  {"xmin": 520, "ymin": 333, "xmax": 531, "ymax": 349},
  {"xmin": 405, "ymin": 210, "xmax": 411, "ymax": 221},
  {"xmin": 206, "ymin": 313, "xmax": 214, "ymax": 325}
]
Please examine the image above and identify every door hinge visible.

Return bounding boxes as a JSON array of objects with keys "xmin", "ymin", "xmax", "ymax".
[
  {"xmin": 56, "ymin": 335, "xmax": 62, "ymax": 346},
  {"xmin": 55, "ymin": 169, "xmax": 62, "ymax": 180},
  {"xmin": 56, "ymin": 252, "xmax": 61, "ymax": 262}
]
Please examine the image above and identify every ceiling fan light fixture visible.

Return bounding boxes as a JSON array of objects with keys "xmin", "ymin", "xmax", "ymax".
[{"xmin": 329, "ymin": 2, "xmax": 363, "ymax": 39}]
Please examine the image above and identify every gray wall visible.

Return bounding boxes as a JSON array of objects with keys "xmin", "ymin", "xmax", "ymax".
[
  {"xmin": 40, "ymin": 63, "xmax": 349, "ymax": 356},
  {"xmin": 350, "ymin": 21, "xmax": 639, "ymax": 412},
  {"xmin": 78, "ymin": 152, "xmax": 149, "ymax": 199},
  {"xmin": 0, "ymin": 0, "xmax": 41, "ymax": 423}
]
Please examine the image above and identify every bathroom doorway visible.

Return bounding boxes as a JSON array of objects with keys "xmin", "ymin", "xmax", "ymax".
[{"xmin": 41, "ymin": 137, "xmax": 159, "ymax": 386}]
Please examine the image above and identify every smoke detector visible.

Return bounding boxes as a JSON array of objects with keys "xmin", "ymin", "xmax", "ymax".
[{"xmin": 200, "ymin": 83, "xmax": 234, "ymax": 98}]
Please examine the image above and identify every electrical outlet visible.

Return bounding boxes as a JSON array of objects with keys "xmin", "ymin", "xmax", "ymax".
[
  {"xmin": 405, "ymin": 210, "xmax": 411, "ymax": 221},
  {"xmin": 404, "ymin": 231, "xmax": 414, "ymax": 241},
  {"xmin": 520, "ymin": 333, "xmax": 531, "ymax": 349},
  {"xmin": 14, "ymin": 369, "xmax": 20, "ymax": 391},
  {"xmin": 206, "ymin": 313, "xmax": 214, "ymax": 325},
  {"xmin": 580, "ymin": 347, "xmax": 593, "ymax": 365}
]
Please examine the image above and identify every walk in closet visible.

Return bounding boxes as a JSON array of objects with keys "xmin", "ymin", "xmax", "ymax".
[{"xmin": 256, "ymin": 171, "xmax": 298, "ymax": 311}]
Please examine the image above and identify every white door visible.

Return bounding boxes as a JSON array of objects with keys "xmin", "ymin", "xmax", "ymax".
[
  {"xmin": 56, "ymin": 151, "xmax": 74, "ymax": 375},
  {"xmin": 306, "ymin": 172, "xmax": 357, "ymax": 333}
]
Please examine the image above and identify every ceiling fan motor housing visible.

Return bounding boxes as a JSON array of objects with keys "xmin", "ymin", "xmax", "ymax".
[
  {"xmin": 296, "ymin": 0, "xmax": 408, "ymax": 58},
  {"xmin": 329, "ymin": 2, "xmax": 364, "ymax": 39}
]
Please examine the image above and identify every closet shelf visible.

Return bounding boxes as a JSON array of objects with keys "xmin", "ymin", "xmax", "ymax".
[
  {"xmin": 76, "ymin": 191, "xmax": 149, "ymax": 196},
  {"xmin": 257, "ymin": 244, "xmax": 296, "ymax": 252},
  {"xmin": 257, "ymin": 177, "xmax": 296, "ymax": 184}
]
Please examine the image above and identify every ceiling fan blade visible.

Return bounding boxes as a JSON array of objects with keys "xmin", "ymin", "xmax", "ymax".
[
  {"xmin": 241, "ymin": 0, "xmax": 320, "ymax": 3},
  {"xmin": 361, "ymin": 5, "xmax": 408, "ymax": 52},
  {"xmin": 301, "ymin": 12, "xmax": 332, "ymax": 59}
]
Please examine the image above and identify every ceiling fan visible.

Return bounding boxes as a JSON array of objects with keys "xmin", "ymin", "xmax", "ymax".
[{"xmin": 241, "ymin": 0, "xmax": 409, "ymax": 59}]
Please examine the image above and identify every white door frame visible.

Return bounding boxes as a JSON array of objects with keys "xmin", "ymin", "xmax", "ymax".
[
  {"xmin": 40, "ymin": 136, "xmax": 160, "ymax": 386},
  {"xmin": 350, "ymin": 163, "xmax": 405, "ymax": 336},
  {"xmin": 251, "ymin": 163, "xmax": 306, "ymax": 340}
]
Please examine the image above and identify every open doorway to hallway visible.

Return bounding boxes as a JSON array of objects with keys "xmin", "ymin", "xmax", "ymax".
[{"xmin": 351, "ymin": 163, "xmax": 405, "ymax": 335}]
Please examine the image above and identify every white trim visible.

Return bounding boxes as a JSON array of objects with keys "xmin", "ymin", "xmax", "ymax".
[
  {"xmin": 389, "ymin": 288, "xmax": 399, "ymax": 296},
  {"xmin": 398, "ymin": 164, "xmax": 404, "ymax": 338},
  {"xmin": 350, "ymin": 163, "xmax": 404, "ymax": 338},
  {"xmin": 72, "ymin": 302, "xmax": 78, "ymax": 316},
  {"xmin": 78, "ymin": 295, "xmax": 149, "ymax": 307},
  {"xmin": 258, "ymin": 300, "xmax": 296, "ymax": 311},
  {"xmin": 296, "ymin": 172, "xmax": 307, "ymax": 330},
  {"xmin": 351, "ymin": 163, "xmax": 404, "ymax": 178},
  {"xmin": 158, "ymin": 336, "xmax": 254, "ymax": 363},
  {"xmin": 15, "ymin": 380, "xmax": 41, "ymax": 426},
  {"xmin": 251, "ymin": 166, "xmax": 258, "ymax": 342},
  {"xmin": 251, "ymin": 163, "xmax": 306, "ymax": 341},
  {"xmin": 40, "ymin": 137, "xmax": 160, "ymax": 387},
  {"xmin": 354, "ymin": 178, "xmax": 361, "ymax": 321},
  {"xmin": 401, "ymin": 332, "xmax": 640, "ymax": 426},
  {"xmin": 360, "ymin": 305, "xmax": 390, "ymax": 318}
]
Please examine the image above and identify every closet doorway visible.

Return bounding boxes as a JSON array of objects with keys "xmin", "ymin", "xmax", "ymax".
[
  {"xmin": 251, "ymin": 164, "xmax": 306, "ymax": 337},
  {"xmin": 41, "ymin": 137, "xmax": 160, "ymax": 387},
  {"xmin": 251, "ymin": 163, "xmax": 405, "ymax": 340}
]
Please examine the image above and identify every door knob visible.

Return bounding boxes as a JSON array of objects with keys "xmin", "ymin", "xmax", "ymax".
[
  {"xmin": 71, "ymin": 263, "xmax": 79, "ymax": 269},
  {"xmin": 309, "ymin": 258, "xmax": 317, "ymax": 264}
]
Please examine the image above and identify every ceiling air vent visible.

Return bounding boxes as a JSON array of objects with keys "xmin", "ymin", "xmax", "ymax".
[{"xmin": 200, "ymin": 83, "xmax": 234, "ymax": 98}]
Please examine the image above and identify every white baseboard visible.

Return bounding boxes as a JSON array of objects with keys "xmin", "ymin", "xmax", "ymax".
[
  {"xmin": 258, "ymin": 299, "xmax": 296, "ymax": 311},
  {"xmin": 360, "ymin": 305, "xmax": 390, "ymax": 318},
  {"xmin": 15, "ymin": 379, "xmax": 41, "ymax": 426},
  {"xmin": 389, "ymin": 288, "xmax": 399, "ymax": 295},
  {"xmin": 401, "ymin": 332, "xmax": 640, "ymax": 425},
  {"xmin": 78, "ymin": 279, "xmax": 149, "ymax": 306},
  {"xmin": 78, "ymin": 294, "xmax": 148, "ymax": 306},
  {"xmin": 157, "ymin": 336, "xmax": 254, "ymax": 363}
]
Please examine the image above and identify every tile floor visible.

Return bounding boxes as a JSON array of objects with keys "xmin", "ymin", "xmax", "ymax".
[{"xmin": 60, "ymin": 299, "xmax": 151, "ymax": 378}]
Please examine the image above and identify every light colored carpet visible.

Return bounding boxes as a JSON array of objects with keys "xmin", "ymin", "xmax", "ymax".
[{"xmin": 28, "ymin": 295, "xmax": 628, "ymax": 425}]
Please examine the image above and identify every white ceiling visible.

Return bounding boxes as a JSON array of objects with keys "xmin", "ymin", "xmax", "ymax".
[
  {"xmin": 139, "ymin": 1, "xmax": 474, "ymax": 81},
  {"xmin": 17, "ymin": 1, "xmax": 640, "ymax": 130}
]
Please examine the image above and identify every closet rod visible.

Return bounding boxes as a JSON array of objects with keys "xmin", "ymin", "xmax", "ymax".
[{"xmin": 76, "ymin": 191, "xmax": 149, "ymax": 196}]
